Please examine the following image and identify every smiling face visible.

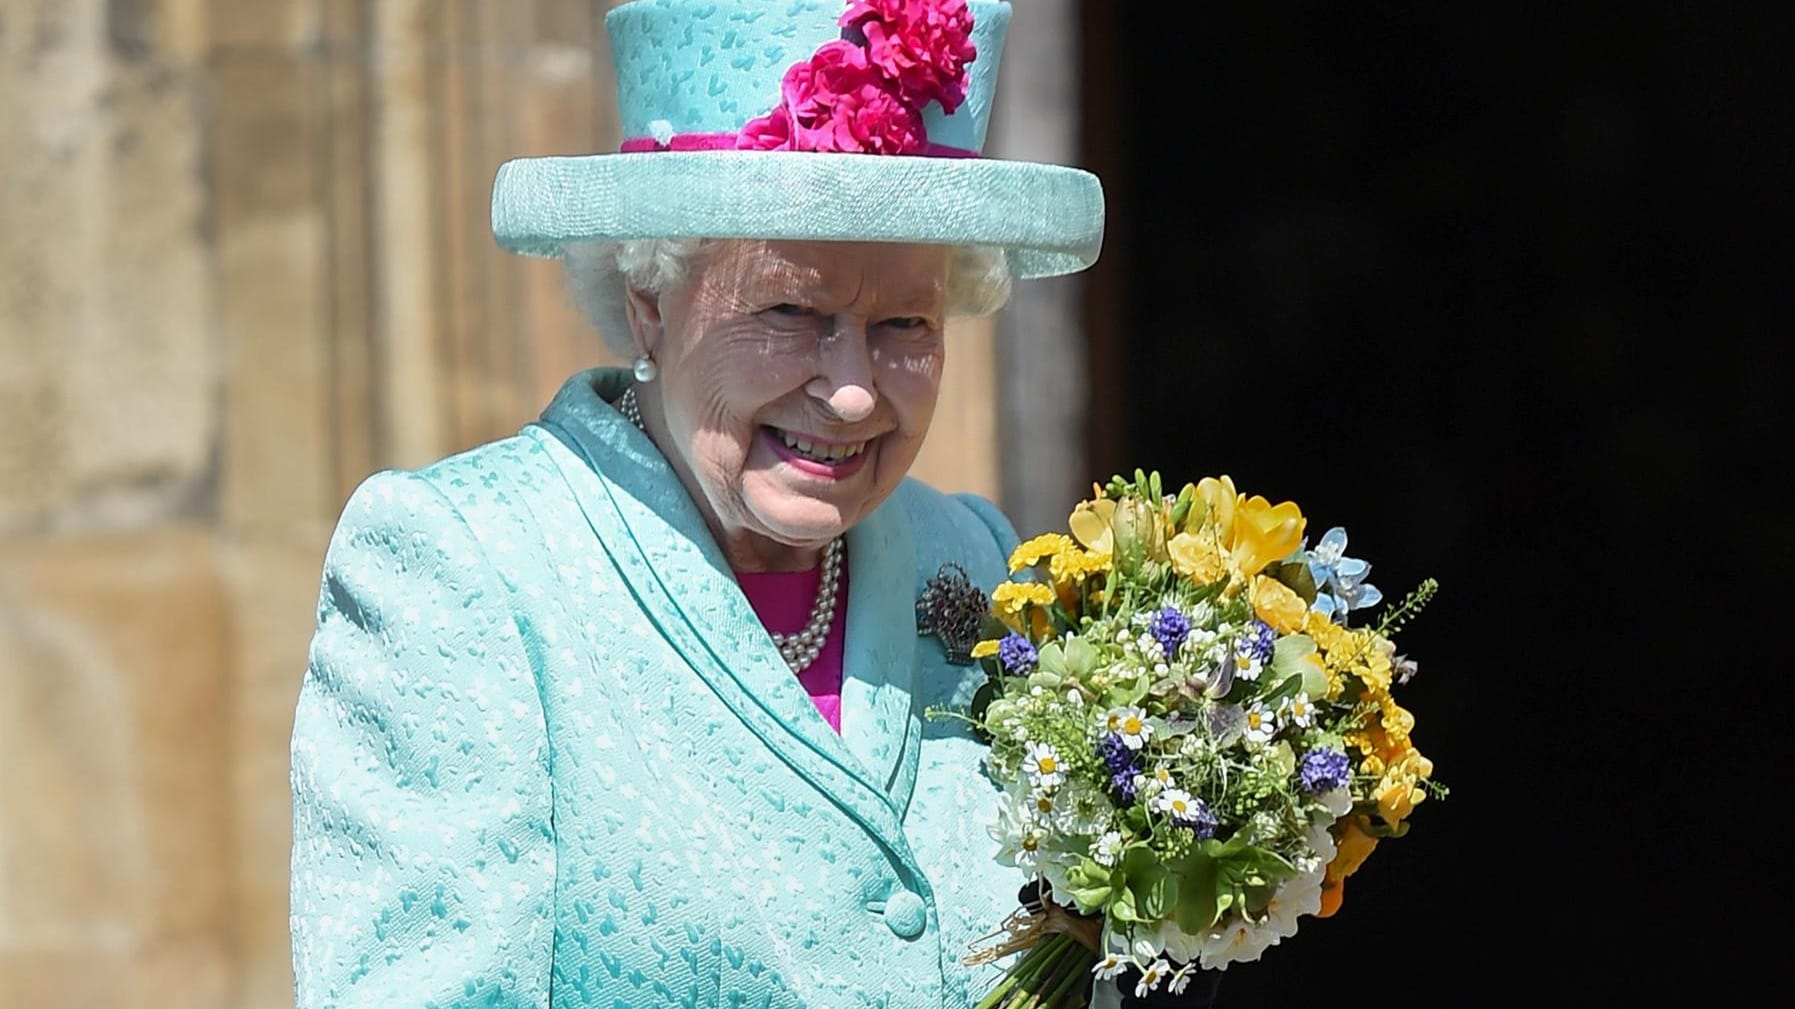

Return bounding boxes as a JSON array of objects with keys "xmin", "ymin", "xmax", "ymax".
[{"xmin": 627, "ymin": 239, "xmax": 951, "ymax": 571}]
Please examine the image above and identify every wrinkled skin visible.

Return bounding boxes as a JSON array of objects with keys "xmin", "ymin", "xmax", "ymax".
[{"xmin": 625, "ymin": 239, "xmax": 951, "ymax": 573}]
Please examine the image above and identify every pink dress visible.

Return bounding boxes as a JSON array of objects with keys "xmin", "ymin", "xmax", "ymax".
[{"xmin": 733, "ymin": 561, "xmax": 848, "ymax": 732}]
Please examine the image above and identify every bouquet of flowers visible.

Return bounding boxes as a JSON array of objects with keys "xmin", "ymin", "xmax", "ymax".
[{"xmin": 957, "ymin": 472, "xmax": 1442, "ymax": 1007}]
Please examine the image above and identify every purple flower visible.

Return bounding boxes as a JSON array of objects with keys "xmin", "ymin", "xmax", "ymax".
[
  {"xmin": 1299, "ymin": 748, "xmax": 1352, "ymax": 794},
  {"xmin": 1097, "ymin": 733, "xmax": 1141, "ymax": 802},
  {"xmin": 1110, "ymin": 769, "xmax": 1139, "ymax": 804},
  {"xmin": 998, "ymin": 633, "xmax": 1038, "ymax": 675},
  {"xmin": 1240, "ymin": 619, "xmax": 1276, "ymax": 664},
  {"xmin": 1176, "ymin": 796, "xmax": 1219, "ymax": 840},
  {"xmin": 1098, "ymin": 733, "xmax": 1137, "ymax": 775},
  {"xmin": 1148, "ymin": 606, "xmax": 1191, "ymax": 659}
]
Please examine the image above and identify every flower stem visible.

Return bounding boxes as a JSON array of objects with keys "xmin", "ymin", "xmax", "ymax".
[
  {"xmin": 1017, "ymin": 937, "xmax": 1089, "ymax": 1009},
  {"xmin": 974, "ymin": 935, "xmax": 1066, "ymax": 1009},
  {"xmin": 1040, "ymin": 942, "xmax": 1098, "ymax": 1009}
]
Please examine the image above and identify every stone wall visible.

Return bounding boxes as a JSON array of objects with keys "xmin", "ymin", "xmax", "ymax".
[{"xmin": 0, "ymin": 2, "xmax": 1004, "ymax": 1006}]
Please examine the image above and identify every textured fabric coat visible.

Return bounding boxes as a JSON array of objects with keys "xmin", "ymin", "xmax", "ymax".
[{"xmin": 290, "ymin": 368, "xmax": 1031, "ymax": 1009}]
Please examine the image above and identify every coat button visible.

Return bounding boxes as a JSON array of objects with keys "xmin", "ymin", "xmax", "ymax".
[{"xmin": 883, "ymin": 889, "xmax": 928, "ymax": 939}]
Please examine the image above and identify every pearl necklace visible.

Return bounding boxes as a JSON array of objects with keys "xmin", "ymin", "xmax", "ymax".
[{"xmin": 616, "ymin": 386, "xmax": 845, "ymax": 674}]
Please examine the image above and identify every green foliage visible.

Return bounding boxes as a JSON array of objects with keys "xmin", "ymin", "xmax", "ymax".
[
  {"xmin": 1123, "ymin": 846, "xmax": 1179, "ymax": 921},
  {"xmin": 1171, "ymin": 837, "xmax": 1298, "ymax": 933},
  {"xmin": 1374, "ymin": 577, "xmax": 1439, "ymax": 637},
  {"xmin": 1267, "ymin": 557, "xmax": 1319, "ymax": 604}
]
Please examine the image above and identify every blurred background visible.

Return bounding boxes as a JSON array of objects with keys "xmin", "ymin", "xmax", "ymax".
[{"xmin": 1, "ymin": 0, "xmax": 1786, "ymax": 1007}]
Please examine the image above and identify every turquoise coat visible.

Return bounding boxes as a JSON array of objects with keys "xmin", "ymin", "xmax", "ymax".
[{"xmin": 290, "ymin": 369, "xmax": 1031, "ymax": 1008}]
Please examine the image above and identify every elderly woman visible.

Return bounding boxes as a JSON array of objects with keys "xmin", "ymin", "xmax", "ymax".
[{"xmin": 287, "ymin": 2, "xmax": 1151, "ymax": 1007}]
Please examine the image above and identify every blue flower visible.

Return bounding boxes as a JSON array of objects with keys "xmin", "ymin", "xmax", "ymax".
[
  {"xmin": 1097, "ymin": 733, "xmax": 1141, "ymax": 802},
  {"xmin": 1239, "ymin": 619, "xmax": 1276, "ymax": 665},
  {"xmin": 1306, "ymin": 527, "xmax": 1383, "ymax": 622},
  {"xmin": 997, "ymin": 633, "xmax": 1038, "ymax": 675},
  {"xmin": 1098, "ymin": 733, "xmax": 1138, "ymax": 775},
  {"xmin": 1147, "ymin": 606, "xmax": 1191, "ymax": 660},
  {"xmin": 1110, "ymin": 769, "xmax": 1140, "ymax": 804},
  {"xmin": 1298, "ymin": 748, "xmax": 1352, "ymax": 794}
]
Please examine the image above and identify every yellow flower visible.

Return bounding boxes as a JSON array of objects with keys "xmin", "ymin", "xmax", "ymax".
[
  {"xmin": 1379, "ymin": 698, "xmax": 1416, "ymax": 748},
  {"xmin": 1251, "ymin": 575, "xmax": 1309, "ymax": 634},
  {"xmin": 1168, "ymin": 530, "xmax": 1228, "ymax": 584},
  {"xmin": 1009, "ymin": 534, "xmax": 1074, "ymax": 574},
  {"xmin": 1110, "ymin": 497, "xmax": 1168, "ymax": 569},
  {"xmin": 1068, "ymin": 498, "xmax": 1117, "ymax": 555},
  {"xmin": 1231, "ymin": 494, "xmax": 1307, "ymax": 578},
  {"xmin": 991, "ymin": 582, "xmax": 1056, "ymax": 631},
  {"xmin": 1329, "ymin": 818, "xmax": 1380, "ymax": 882},
  {"xmin": 1354, "ymin": 633, "xmax": 1396, "ymax": 694},
  {"xmin": 1375, "ymin": 774, "xmax": 1425, "ymax": 825},
  {"xmin": 1048, "ymin": 546, "xmax": 1110, "ymax": 586},
  {"xmin": 1319, "ymin": 818, "xmax": 1379, "ymax": 919},
  {"xmin": 1194, "ymin": 476, "xmax": 1239, "ymax": 544},
  {"xmin": 970, "ymin": 639, "xmax": 1000, "ymax": 659},
  {"xmin": 1372, "ymin": 747, "xmax": 1433, "ymax": 826}
]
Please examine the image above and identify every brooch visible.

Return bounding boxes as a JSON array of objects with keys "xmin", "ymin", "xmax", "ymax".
[{"xmin": 916, "ymin": 563, "xmax": 989, "ymax": 666}]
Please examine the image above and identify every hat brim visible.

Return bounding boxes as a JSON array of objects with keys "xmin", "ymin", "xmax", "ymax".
[{"xmin": 490, "ymin": 150, "xmax": 1104, "ymax": 279}]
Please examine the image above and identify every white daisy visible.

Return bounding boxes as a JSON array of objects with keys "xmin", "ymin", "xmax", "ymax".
[
  {"xmin": 1281, "ymin": 692, "xmax": 1315, "ymax": 728},
  {"xmin": 1105, "ymin": 706, "xmax": 1153, "ymax": 749},
  {"xmin": 1233, "ymin": 652, "xmax": 1263, "ymax": 682},
  {"xmin": 1243, "ymin": 701, "xmax": 1278, "ymax": 743},
  {"xmin": 1153, "ymin": 788, "xmax": 1200, "ymax": 821},
  {"xmin": 1092, "ymin": 830, "xmax": 1125, "ymax": 867},
  {"xmin": 1091, "ymin": 951, "xmax": 1126, "ymax": 981},
  {"xmin": 1012, "ymin": 830, "xmax": 1043, "ymax": 868},
  {"xmin": 1135, "ymin": 958, "xmax": 1172, "ymax": 997},
  {"xmin": 1024, "ymin": 742, "xmax": 1065, "ymax": 789},
  {"xmin": 1168, "ymin": 963, "xmax": 1197, "ymax": 995}
]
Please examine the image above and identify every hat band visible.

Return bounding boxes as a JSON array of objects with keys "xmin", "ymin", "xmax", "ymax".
[{"xmin": 620, "ymin": 132, "xmax": 979, "ymax": 158}]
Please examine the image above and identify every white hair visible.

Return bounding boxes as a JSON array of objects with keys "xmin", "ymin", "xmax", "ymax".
[{"xmin": 562, "ymin": 238, "xmax": 1013, "ymax": 358}]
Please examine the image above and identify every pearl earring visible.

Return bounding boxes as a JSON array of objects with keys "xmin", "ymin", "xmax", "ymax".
[{"xmin": 632, "ymin": 354, "xmax": 659, "ymax": 382}]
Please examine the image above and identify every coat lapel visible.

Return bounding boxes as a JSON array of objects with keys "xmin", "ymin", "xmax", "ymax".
[
  {"xmin": 531, "ymin": 369, "xmax": 924, "ymax": 843},
  {"xmin": 840, "ymin": 495, "xmax": 925, "ymax": 814}
]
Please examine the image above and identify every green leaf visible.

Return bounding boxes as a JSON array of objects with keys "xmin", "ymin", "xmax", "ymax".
[
  {"xmin": 1065, "ymin": 634, "xmax": 1100, "ymax": 678},
  {"xmin": 1037, "ymin": 642, "xmax": 1067, "ymax": 677},
  {"xmin": 1264, "ymin": 740, "xmax": 1296, "ymax": 780},
  {"xmin": 1173, "ymin": 851, "xmax": 1220, "ymax": 933},
  {"xmin": 1067, "ymin": 858, "xmax": 1111, "ymax": 890},
  {"xmin": 1269, "ymin": 559, "xmax": 1319, "ymax": 604},
  {"xmin": 1067, "ymin": 885, "xmax": 1113, "ymax": 914},
  {"xmin": 1123, "ymin": 847, "xmax": 1178, "ymax": 921},
  {"xmin": 1108, "ymin": 886, "xmax": 1141, "ymax": 923},
  {"xmin": 1270, "ymin": 635, "xmax": 1328, "ymax": 697},
  {"xmin": 1170, "ymin": 484, "xmax": 1196, "ymax": 531},
  {"xmin": 1260, "ymin": 673, "xmax": 1305, "ymax": 706}
]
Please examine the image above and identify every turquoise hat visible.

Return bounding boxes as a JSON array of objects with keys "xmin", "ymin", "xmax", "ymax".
[{"xmin": 490, "ymin": 0, "xmax": 1105, "ymax": 278}]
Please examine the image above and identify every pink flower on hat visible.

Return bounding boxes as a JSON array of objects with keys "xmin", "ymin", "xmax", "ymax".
[
  {"xmin": 737, "ymin": 105, "xmax": 795, "ymax": 150},
  {"xmin": 841, "ymin": 0, "xmax": 978, "ymax": 114},
  {"xmin": 739, "ymin": 39, "xmax": 926, "ymax": 154}
]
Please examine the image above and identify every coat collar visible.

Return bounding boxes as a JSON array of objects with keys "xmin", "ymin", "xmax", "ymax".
[{"xmin": 531, "ymin": 368, "xmax": 927, "ymax": 830}]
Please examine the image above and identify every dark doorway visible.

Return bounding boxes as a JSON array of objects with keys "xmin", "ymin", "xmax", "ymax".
[{"xmin": 1080, "ymin": 1, "xmax": 1789, "ymax": 1001}]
